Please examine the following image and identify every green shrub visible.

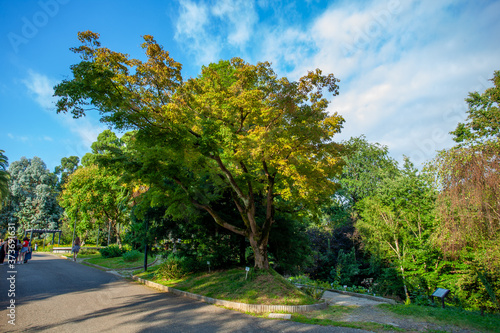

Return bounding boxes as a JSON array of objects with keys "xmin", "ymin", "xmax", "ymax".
[
  {"xmin": 155, "ymin": 253, "xmax": 198, "ymax": 280},
  {"xmin": 123, "ymin": 250, "xmax": 142, "ymax": 262},
  {"xmin": 80, "ymin": 248, "xmax": 100, "ymax": 255},
  {"xmin": 99, "ymin": 245, "xmax": 124, "ymax": 258}
]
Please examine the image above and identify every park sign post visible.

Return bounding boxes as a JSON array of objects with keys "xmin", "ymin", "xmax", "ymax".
[{"xmin": 431, "ymin": 288, "xmax": 450, "ymax": 308}]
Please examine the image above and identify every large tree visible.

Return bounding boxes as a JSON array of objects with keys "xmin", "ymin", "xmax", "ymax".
[
  {"xmin": 59, "ymin": 164, "xmax": 130, "ymax": 246},
  {"xmin": 3, "ymin": 157, "xmax": 61, "ymax": 234},
  {"xmin": 54, "ymin": 31, "xmax": 345, "ymax": 269}
]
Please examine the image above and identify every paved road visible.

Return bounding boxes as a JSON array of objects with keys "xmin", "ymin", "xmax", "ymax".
[{"xmin": 1, "ymin": 253, "xmax": 369, "ymax": 333}]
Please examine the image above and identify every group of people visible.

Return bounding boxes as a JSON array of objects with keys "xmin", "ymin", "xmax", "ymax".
[
  {"xmin": 0, "ymin": 236, "xmax": 81, "ymax": 263},
  {"xmin": 0, "ymin": 236, "xmax": 32, "ymax": 265}
]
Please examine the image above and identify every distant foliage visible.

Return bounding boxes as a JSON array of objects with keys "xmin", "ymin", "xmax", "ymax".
[{"xmin": 99, "ymin": 245, "xmax": 124, "ymax": 258}]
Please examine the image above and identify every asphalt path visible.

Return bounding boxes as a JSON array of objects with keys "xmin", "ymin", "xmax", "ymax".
[{"xmin": 1, "ymin": 253, "xmax": 369, "ymax": 333}]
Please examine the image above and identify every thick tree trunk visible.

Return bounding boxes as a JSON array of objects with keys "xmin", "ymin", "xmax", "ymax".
[
  {"xmin": 115, "ymin": 222, "xmax": 122, "ymax": 249},
  {"xmin": 249, "ymin": 233, "xmax": 269, "ymax": 270}
]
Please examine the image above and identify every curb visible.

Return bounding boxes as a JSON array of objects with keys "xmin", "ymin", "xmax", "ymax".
[
  {"xmin": 294, "ymin": 283, "xmax": 397, "ymax": 305},
  {"xmin": 132, "ymin": 275, "xmax": 328, "ymax": 313}
]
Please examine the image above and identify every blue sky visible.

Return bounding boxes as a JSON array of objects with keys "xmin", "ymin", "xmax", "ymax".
[{"xmin": 1, "ymin": 0, "xmax": 499, "ymax": 172}]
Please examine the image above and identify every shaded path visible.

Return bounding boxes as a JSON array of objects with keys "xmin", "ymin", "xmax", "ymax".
[{"xmin": 0, "ymin": 253, "xmax": 367, "ymax": 332}]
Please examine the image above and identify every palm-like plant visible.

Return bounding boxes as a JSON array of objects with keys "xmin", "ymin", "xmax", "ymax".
[{"xmin": 0, "ymin": 149, "xmax": 10, "ymax": 208}]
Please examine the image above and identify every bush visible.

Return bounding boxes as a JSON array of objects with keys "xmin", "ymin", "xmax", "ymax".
[
  {"xmin": 80, "ymin": 248, "xmax": 100, "ymax": 255},
  {"xmin": 99, "ymin": 245, "xmax": 124, "ymax": 258},
  {"xmin": 123, "ymin": 250, "xmax": 142, "ymax": 262},
  {"xmin": 155, "ymin": 253, "xmax": 198, "ymax": 280}
]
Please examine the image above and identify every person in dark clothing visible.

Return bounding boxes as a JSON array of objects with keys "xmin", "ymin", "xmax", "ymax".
[{"xmin": 0, "ymin": 238, "xmax": 6, "ymax": 264}]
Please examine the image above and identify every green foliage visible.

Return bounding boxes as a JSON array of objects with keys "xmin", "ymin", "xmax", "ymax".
[
  {"xmin": 99, "ymin": 244, "xmax": 125, "ymax": 258},
  {"xmin": 1, "ymin": 157, "xmax": 61, "ymax": 234},
  {"xmin": 450, "ymin": 70, "xmax": 500, "ymax": 145},
  {"xmin": 122, "ymin": 249, "xmax": 142, "ymax": 262},
  {"xmin": 330, "ymin": 248, "xmax": 360, "ymax": 286},
  {"xmin": 268, "ymin": 213, "xmax": 313, "ymax": 276},
  {"xmin": 155, "ymin": 253, "xmax": 198, "ymax": 280},
  {"xmin": 54, "ymin": 156, "xmax": 79, "ymax": 190},
  {"xmin": 338, "ymin": 135, "xmax": 398, "ymax": 207},
  {"xmin": 58, "ymin": 163, "xmax": 130, "ymax": 246},
  {"xmin": 304, "ymin": 224, "xmax": 358, "ymax": 282},
  {"xmin": 372, "ymin": 266, "xmax": 405, "ymax": 299}
]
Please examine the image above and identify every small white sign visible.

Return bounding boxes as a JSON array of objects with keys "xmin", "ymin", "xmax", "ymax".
[
  {"xmin": 245, "ymin": 267, "xmax": 250, "ymax": 271},
  {"xmin": 207, "ymin": 261, "xmax": 210, "ymax": 265}
]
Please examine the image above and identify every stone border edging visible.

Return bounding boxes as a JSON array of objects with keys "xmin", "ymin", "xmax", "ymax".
[
  {"xmin": 294, "ymin": 283, "xmax": 397, "ymax": 305},
  {"xmin": 132, "ymin": 275, "xmax": 327, "ymax": 313}
]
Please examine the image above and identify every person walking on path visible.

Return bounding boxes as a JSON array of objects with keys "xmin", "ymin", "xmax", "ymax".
[
  {"xmin": 0, "ymin": 238, "xmax": 6, "ymax": 264},
  {"xmin": 18, "ymin": 236, "xmax": 30, "ymax": 264},
  {"xmin": 72, "ymin": 237, "xmax": 81, "ymax": 261}
]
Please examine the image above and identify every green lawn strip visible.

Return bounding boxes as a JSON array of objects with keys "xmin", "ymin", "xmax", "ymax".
[
  {"xmin": 379, "ymin": 304, "xmax": 500, "ymax": 332},
  {"xmin": 86, "ymin": 254, "xmax": 155, "ymax": 270},
  {"xmin": 135, "ymin": 267, "xmax": 319, "ymax": 306}
]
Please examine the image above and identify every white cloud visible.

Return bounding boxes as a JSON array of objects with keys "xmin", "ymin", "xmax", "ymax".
[
  {"xmin": 255, "ymin": 0, "xmax": 500, "ymax": 166},
  {"xmin": 211, "ymin": 0, "xmax": 257, "ymax": 47},
  {"xmin": 22, "ymin": 70, "xmax": 106, "ymax": 151},
  {"xmin": 22, "ymin": 69, "xmax": 55, "ymax": 110},
  {"xmin": 174, "ymin": 0, "xmax": 258, "ymax": 65}
]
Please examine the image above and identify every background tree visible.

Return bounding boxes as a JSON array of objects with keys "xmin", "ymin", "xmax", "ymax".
[
  {"xmin": 2, "ymin": 157, "xmax": 61, "ymax": 234},
  {"xmin": 428, "ymin": 70, "xmax": 500, "ymax": 312},
  {"xmin": 356, "ymin": 158, "xmax": 437, "ymax": 301},
  {"xmin": 450, "ymin": 70, "xmax": 500, "ymax": 146},
  {"xmin": 55, "ymin": 156, "xmax": 80, "ymax": 190},
  {"xmin": 432, "ymin": 69, "xmax": 499, "ymax": 263},
  {"xmin": 0, "ymin": 149, "xmax": 9, "ymax": 209},
  {"xmin": 338, "ymin": 136, "xmax": 399, "ymax": 207},
  {"xmin": 59, "ymin": 164, "xmax": 130, "ymax": 247},
  {"xmin": 53, "ymin": 31, "xmax": 345, "ymax": 269},
  {"xmin": 322, "ymin": 136, "xmax": 399, "ymax": 228}
]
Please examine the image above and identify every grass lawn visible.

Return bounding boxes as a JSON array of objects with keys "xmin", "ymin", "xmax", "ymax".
[
  {"xmin": 136, "ymin": 267, "xmax": 319, "ymax": 306},
  {"xmin": 85, "ymin": 254, "xmax": 156, "ymax": 270},
  {"xmin": 380, "ymin": 303, "xmax": 500, "ymax": 333}
]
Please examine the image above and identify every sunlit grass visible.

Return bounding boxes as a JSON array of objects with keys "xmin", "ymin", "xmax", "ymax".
[{"xmin": 136, "ymin": 267, "xmax": 319, "ymax": 305}]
